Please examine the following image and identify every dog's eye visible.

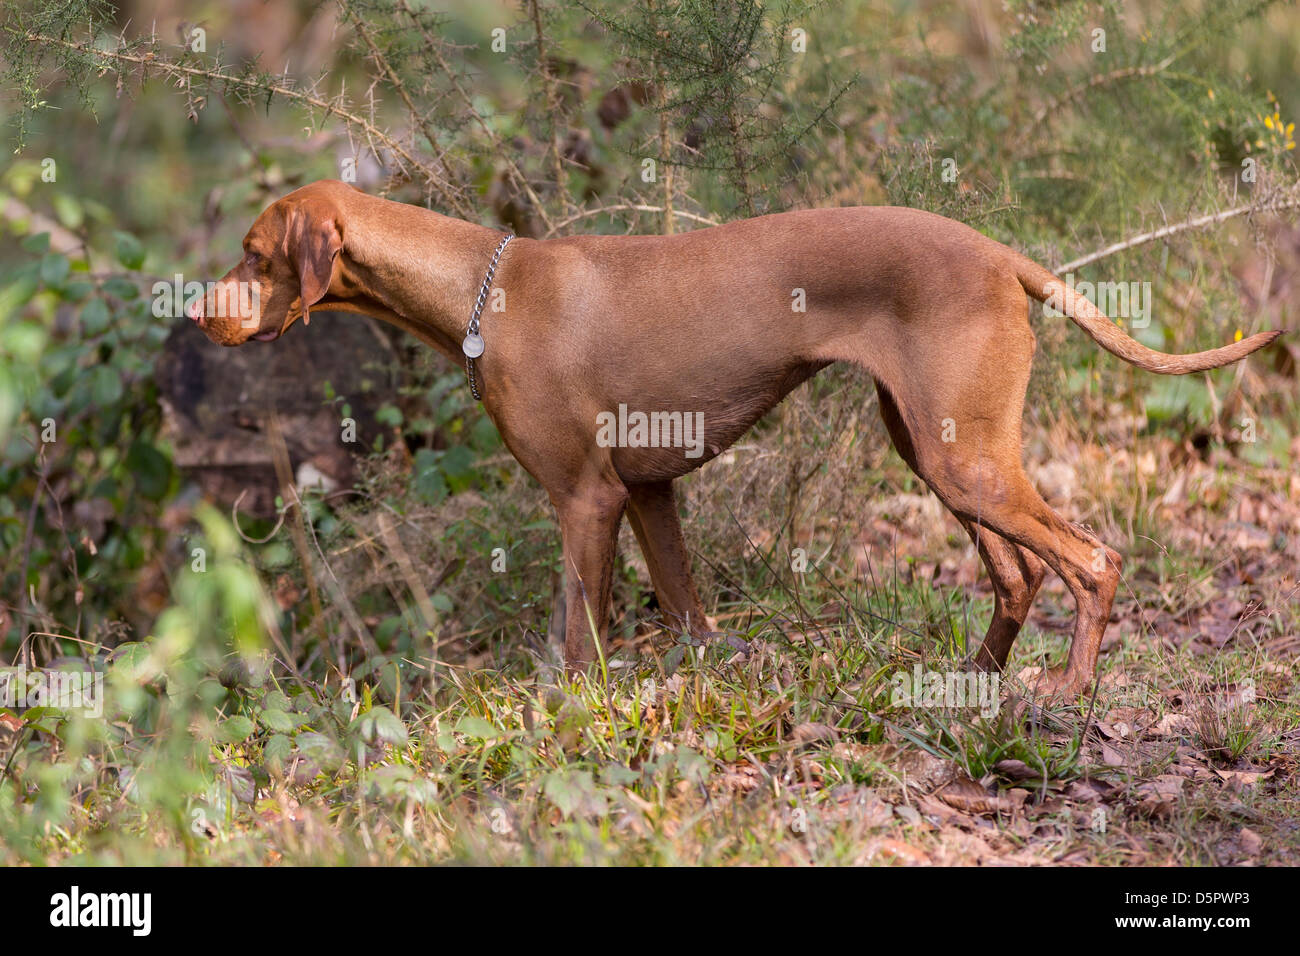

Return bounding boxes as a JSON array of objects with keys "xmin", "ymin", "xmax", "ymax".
[{"xmin": 244, "ymin": 251, "xmax": 262, "ymax": 266}]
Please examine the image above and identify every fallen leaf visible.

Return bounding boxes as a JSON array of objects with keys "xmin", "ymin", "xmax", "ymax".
[
  {"xmin": 936, "ymin": 774, "xmax": 1018, "ymax": 815},
  {"xmin": 1212, "ymin": 767, "xmax": 1274, "ymax": 789},
  {"xmin": 874, "ymin": 838, "xmax": 931, "ymax": 865},
  {"xmin": 791, "ymin": 721, "xmax": 839, "ymax": 745},
  {"xmin": 1239, "ymin": 827, "xmax": 1263, "ymax": 856},
  {"xmin": 1150, "ymin": 713, "xmax": 1193, "ymax": 737},
  {"xmin": 993, "ymin": 758, "xmax": 1039, "ymax": 781}
]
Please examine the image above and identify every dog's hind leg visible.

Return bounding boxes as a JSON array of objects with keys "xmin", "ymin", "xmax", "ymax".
[
  {"xmin": 872, "ymin": 375, "xmax": 1119, "ymax": 698},
  {"xmin": 958, "ymin": 518, "xmax": 1046, "ymax": 671},
  {"xmin": 875, "ymin": 384, "xmax": 1046, "ymax": 673},
  {"xmin": 626, "ymin": 480, "xmax": 715, "ymax": 641}
]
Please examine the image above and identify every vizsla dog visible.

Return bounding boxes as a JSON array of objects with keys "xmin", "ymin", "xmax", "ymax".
[{"xmin": 190, "ymin": 180, "xmax": 1279, "ymax": 697}]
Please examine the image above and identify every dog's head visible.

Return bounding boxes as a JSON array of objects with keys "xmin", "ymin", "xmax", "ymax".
[{"xmin": 189, "ymin": 181, "xmax": 347, "ymax": 346}]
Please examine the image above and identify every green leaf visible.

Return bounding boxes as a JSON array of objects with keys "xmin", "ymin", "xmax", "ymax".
[
  {"xmin": 107, "ymin": 642, "xmax": 161, "ymax": 686},
  {"xmin": 350, "ymin": 705, "xmax": 408, "ymax": 747},
  {"xmin": 125, "ymin": 440, "xmax": 171, "ymax": 500},
  {"xmin": 454, "ymin": 716, "xmax": 500, "ymax": 739},
  {"xmin": 663, "ymin": 643, "xmax": 688, "ymax": 676},
  {"xmin": 62, "ymin": 280, "xmax": 94, "ymax": 302},
  {"xmin": 0, "ymin": 273, "xmax": 39, "ymax": 323},
  {"xmin": 218, "ymin": 715, "xmax": 256, "ymax": 744},
  {"xmin": 470, "ymin": 414, "xmax": 501, "ymax": 452},
  {"xmin": 264, "ymin": 733, "xmax": 293, "ymax": 766},
  {"xmin": 80, "ymin": 297, "xmax": 110, "ymax": 335},
  {"xmin": 375, "ymin": 403, "xmax": 403, "ymax": 427},
  {"xmin": 39, "ymin": 253, "xmax": 69, "ymax": 286},
  {"xmin": 542, "ymin": 770, "xmax": 600, "ymax": 819},
  {"xmin": 411, "ymin": 448, "xmax": 448, "ymax": 505},
  {"xmin": 101, "ymin": 277, "xmax": 139, "ymax": 300},
  {"xmin": 51, "ymin": 193, "xmax": 83, "ymax": 230},
  {"xmin": 89, "ymin": 366, "xmax": 123, "ymax": 406},
  {"xmin": 440, "ymin": 445, "xmax": 476, "ymax": 493},
  {"xmin": 296, "ymin": 731, "xmax": 345, "ymax": 772},
  {"xmin": 113, "ymin": 231, "xmax": 146, "ymax": 270},
  {"xmin": 259, "ymin": 708, "xmax": 296, "ymax": 733},
  {"xmin": 20, "ymin": 232, "xmax": 50, "ymax": 254}
]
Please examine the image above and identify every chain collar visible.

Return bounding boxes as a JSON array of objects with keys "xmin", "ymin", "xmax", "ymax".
[{"xmin": 463, "ymin": 232, "xmax": 514, "ymax": 400}]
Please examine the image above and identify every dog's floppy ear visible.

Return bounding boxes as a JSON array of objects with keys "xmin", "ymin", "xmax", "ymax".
[{"xmin": 284, "ymin": 203, "xmax": 342, "ymax": 326}]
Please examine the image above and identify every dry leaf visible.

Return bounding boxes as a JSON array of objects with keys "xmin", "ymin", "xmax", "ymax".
[
  {"xmin": 993, "ymin": 758, "xmax": 1039, "ymax": 781},
  {"xmin": 1212, "ymin": 767, "xmax": 1274, "ymax": 789},
  {"xmin": 874, "ymin": 837, "xmax": 931, "ymax": 865},
  {"xmin": 1150, "ymin": 713, "xmax": 1193, "ymax": 737},
  {"xmin": 791, "ymin": 721, "xmax": 839, "ymax": 745},
  {"xmin": 936, "ymin": 774, "xmax": 1017, "ymax": 815},
  {"xmin": 1239, "ymin": 826, "xmax": 1263, "ymax": 856}
]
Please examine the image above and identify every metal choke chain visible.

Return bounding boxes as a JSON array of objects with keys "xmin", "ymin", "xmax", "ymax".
[{"xmin": 463, "ymin": 233, "xmax": 514, "ymax": 401}]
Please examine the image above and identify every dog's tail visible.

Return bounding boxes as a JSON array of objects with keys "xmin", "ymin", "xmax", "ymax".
[{"xmin": 1012, "ymin": 254, "xmax": 1281, "ymax": 375}]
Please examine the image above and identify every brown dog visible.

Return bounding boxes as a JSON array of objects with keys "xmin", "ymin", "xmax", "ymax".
[{"xmin": 190, "ymin": 180, "xmax": 1279, "ymax": 696}]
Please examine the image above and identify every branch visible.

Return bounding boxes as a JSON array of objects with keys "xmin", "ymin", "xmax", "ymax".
[
  {"xmin": 543, "ymin": 203, "xmax": 719, "ymax": 237},
  {"xmin": 23, "ymin": 33, "xmax": 470, "ymax": 215},
  {"xmin": 1054, "ymin": 195, "xmax": 1300, "ymax": 274},
  {"xmin": 527, "ymin": 0, "xmax": 572, "ymax": 215},
  {"xmin": 394, "ymin": 0, "xmax": 554, "ymax": 233},
  {"xmin": 1012, "ymin": 57, "xmax": 1175, "ymax": 153},
  {"xmin": 348, "ymin": 17, "xmax": 476, "ymax": 219},
  {"xmin": 647, "ymin": 0, "xmax": 675, "ymax": 235}
]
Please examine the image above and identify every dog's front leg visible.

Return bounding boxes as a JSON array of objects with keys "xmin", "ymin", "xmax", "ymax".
[{"xmin": 552, "ymin": 482, "xmax": 629, "ymax": 675}]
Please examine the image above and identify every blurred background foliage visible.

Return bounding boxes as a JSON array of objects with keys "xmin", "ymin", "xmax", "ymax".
[{"xmin": 0, "ymin": 0, "xmax": 1297, "ymax": 861}]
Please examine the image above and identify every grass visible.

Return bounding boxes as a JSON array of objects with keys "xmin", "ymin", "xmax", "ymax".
[{"xmin": 2, "ymin": 356, "xmax": 1297, "ymax": 867}]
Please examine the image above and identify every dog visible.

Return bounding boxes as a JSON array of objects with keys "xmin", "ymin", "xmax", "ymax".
[{"xmin": 189, "ymin": 180, "xmax": 1280, "ymax": 696}]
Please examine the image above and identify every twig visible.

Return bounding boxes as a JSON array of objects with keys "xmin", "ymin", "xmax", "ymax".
[
  {"xmin": 349, "ymin": 17, "xmax": 476, "ymax": 219},
  {"xmin": 24, "ymin": 33, "xmax": 468, "ymax": 214},
  {"xmin": 375, "ymin": 511, "xmax": 439, "ymax": 632},
  {"xmin": 647, "ymin": 0, "xmax": 675, "ymax": 235},
  {"xmin": 285, "ymin": 481, "xmax": 381, "ymax": 660},
  {"xmin": 394, "ymin": 0, "xmax": 554, "ymax": 233},
  {"xmin": 266, "ymin": 415, "xmax": 324, "ymax": 629},
  {"xmin": 14, "ymin": 453, "xmax": 46, "ymax": 665},
  {"xmin": 544, "ymin": 203, "xmax": 719, "ymax": 237},
  {"xmin": 1054, "ymin": 196, "xmax": 1300, "ymax": 274},
  {"xmin": 527, "ymin": 0, "xmax": 572, "ymax": 215},
  {"xmin": 1012, "ymin": 57, "xmax": 1176, "ymax": 152},
  {"xmin": 230, "ymin": 489, "xmax": 288, "ymax": 544}
]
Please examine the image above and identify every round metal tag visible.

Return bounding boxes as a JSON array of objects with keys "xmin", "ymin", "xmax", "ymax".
[{"xmin": 462, "ymin": 332, "xmax": 485, "ymax": 358}]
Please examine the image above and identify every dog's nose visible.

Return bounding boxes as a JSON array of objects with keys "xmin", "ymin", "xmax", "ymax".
[{"xmin": 186, "ymin": 294, "xmax": 205, "ymax": 328}]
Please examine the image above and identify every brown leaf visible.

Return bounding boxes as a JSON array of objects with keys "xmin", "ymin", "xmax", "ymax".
[
  {"xmin": 1212, "ymin": 767, "xmax": 1274, "ymax": 790},
  {"xmin": 1100, "ymin": 742, "xmax": 1131, "ymax": 767},
  {"xmin": 893, "ymin": 749, "xmax": 958, "ymax": 790},
  {"xmin": 791, "ymin": 721, "xmax": 839, "ymax": 746},
  {"xmin": 873, "ymin": 837, "xmax": 931, "ymax": 865},
  {"xmin": 993, "ymin": 758, "xmax": 1039, "ymax": 781},
  {"xmin": 1065, "ymin": 779, "xmax": 1113, "ymax": 803},
  {"xmin": 1239, "ymin": 826, "xmax": 1263, "ymax": 857},
  {"xmin": 915, "ymin": 793, "xmax": 965, "ymax": 826},
  {"xmin": 717, "ymin": 763, "xmax": 760, "ymax": 794},
  {"xmin": 1135, "ymin": 775, "xmax": 1185, "ymax": 817},
  {"xmin": 1150, "ymin": 713, "xmax": 1194, "ymax": 738},
  {"xmin": 936, "ymin": 774, "xmax": 1017, "ymax": 815}
]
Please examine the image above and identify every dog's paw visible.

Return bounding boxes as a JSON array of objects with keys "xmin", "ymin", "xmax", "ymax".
[{"xmin": 1016, "ymin": 665, "xmax": 1091, "ymax": 700}]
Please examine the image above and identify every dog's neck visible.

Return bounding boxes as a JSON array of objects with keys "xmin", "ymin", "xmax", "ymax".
[{"xmin": 323, "ymin": 193, "xmax": 508, "ymax": 361}]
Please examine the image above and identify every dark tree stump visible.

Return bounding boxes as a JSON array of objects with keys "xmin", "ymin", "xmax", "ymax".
[{"xmin": 156, "ymin": 311, "xmax": 402, "ymax": 516}]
